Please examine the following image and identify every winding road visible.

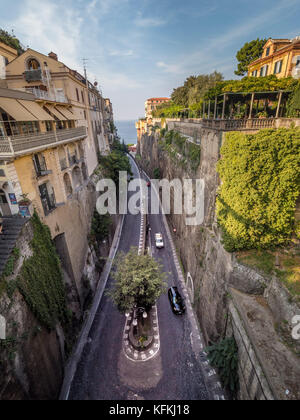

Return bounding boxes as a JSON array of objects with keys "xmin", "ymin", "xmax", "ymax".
[{"xmin": 67, "ymin": 157, "xmax": 220, "ymax": 400}]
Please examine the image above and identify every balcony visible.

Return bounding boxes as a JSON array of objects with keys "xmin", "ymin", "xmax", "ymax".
[
  {"xmin": 23, "ymin": 87, "xmax": 69, "ymax": 104},
  {"xmin": 0, "ymin": 127, "xmax": 87, "ymax": 159},
  {"xmin": 24, "ymin": 69, "xmax": 45, "ymax": 83}
]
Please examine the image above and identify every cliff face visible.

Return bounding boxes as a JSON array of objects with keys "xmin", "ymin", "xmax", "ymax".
[{"xmin": 138, "ymin": 125, "xmax": 300, "ymax": 400}]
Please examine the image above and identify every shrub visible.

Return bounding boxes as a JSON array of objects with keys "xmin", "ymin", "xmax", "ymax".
[
  {"xmin": 206, "ymin": 336, "xmax": 239, "ymax": 397},
  {"xmin": 217, "ymin": 128, "xmax": 300, "ymax": 252}
]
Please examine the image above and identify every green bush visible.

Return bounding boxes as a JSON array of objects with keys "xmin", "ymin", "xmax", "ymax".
[
  {"xmin": 17, "ymin": 213, "xmax": 70, "ymax": 330},
  {"xmin": 206, "ymin": 336, "xmax": 239, "ymax": 396},
  {"xmin": 217, "ymin": 128, "xmax": 300, "ymax": 252}
]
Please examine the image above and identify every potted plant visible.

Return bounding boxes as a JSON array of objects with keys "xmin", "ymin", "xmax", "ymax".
[{"xmin": 257, "ymin": 111, "xmax": 268, "ymax": 119}]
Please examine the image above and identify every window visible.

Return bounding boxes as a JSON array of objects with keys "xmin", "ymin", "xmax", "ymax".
[
  {"xmin": 76, "ymin": 88, "xmax": 79, "ymax": 102},
  {"xmin": 33, "ymin": 153, "xmax": 48, "ymax": 176},
  {"xmin": 84, "ymin": 110, "xmax": 86, "ymax": 120},
  {"xmin": 27, "ymin": 58, "xmax": 40, "ymax": 70},
  {"xmin": 274, "ymin": 60, "xmax": 283, "ymax": 74},
  {"xmin": 265, "ymin": 47, "xmax": 270, "ymax": 57},
  {"xmin": 296, "ymin": 56, "xmax": 300, "ymax": 68},
  {"xmin": 39, "ymin": 183, "xmax": 56, "ymax": 215},
  {"xmin": 260, "ymin": 65, "xmax": 269, "ymax": 77},
  {"xmin": 81, "ymin": 91, "xmax": 85, "ymax": 103},
  {"xmin": 252, "ymin": 70, "xmax": 258, "ymax": 77}
]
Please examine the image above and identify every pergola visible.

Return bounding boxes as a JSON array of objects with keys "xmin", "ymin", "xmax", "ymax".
[{"xmin": 203, "ymin": 90, "xmax": 292, "ymax": 120}]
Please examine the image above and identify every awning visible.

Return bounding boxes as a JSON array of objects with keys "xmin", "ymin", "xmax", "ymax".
[
  {"xmin": 18, "ymin": 100, "xmax": 54, "ymax": 121},
  {"xmin": 0, "ymin": 97, "xmax": 38, "ymax": 121},
  {"xmin": 44, "ymin": 104, "xmax": 67, "ymax": 121},
  {"xmin": 55, "ymin": 105, "xmax": 77, "ymax": 120}
]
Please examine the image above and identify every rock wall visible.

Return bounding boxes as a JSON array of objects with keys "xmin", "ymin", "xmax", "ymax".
[{"xmin": 138, "ymin": 122, "xmax": 300, "ymax": 400}]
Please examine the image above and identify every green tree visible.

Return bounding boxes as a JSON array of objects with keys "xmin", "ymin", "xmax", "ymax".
[
  {"xmin": 0, "ymin": 28, "xmax": 25, "ymax": 55},
  {"xmin": 108, "ymin": 247, "xmax": 167, "ymax": 312},
  {"xmin": 235, "ymin": 38, "xmax": 267, "ymax": 76},
  {"xmin": 98, "ymin": 150, "xmax": 132, "ymax": 185}
]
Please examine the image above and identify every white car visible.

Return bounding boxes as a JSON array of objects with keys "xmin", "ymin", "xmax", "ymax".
[{"xmin": 155, "ymin": 233, "xmax": 164, "ymax": 249}]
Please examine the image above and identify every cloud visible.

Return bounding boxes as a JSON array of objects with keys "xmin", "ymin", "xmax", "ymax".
[
  {"xmin": 156, "ymin": 61, "xmax": 185, "ymax": 75},
  {"xmin": 9, "ymin": 0, "xmax": 83, "ymax": 70},
  {"xmin": 108, "ymin": 49, "xmax": 135, "ymax": 57},
  {"xmin": 134, "ymin": 12, "xmax": 166, "ymax": 28}
]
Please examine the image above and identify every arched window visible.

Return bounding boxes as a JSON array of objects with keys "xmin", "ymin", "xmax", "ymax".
[
  {"xmin": 63, "ymin": 173, "xmax": 73, "ymax": 197},
  {"xmin": 27, "ymin": 58, "xmax": 41, "ymax": 71},
  {"xmin": 72, "ymin": 166, "xmax": 82, "ymax": 190}
]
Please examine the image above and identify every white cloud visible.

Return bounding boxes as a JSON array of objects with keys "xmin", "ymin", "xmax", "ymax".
[
  {"xmin": 108, "ymin": 49, "xmax": 135, "ymax": 57},
  {"xmin": 156, "ymin": 61, "xmax": 185, "ymax": 75},
  {"xmin": 10, "ymin": 0, "xmax": 83, "ymax": 71},
  {"xmin": 134, "ymin": 12, "xmax": 166, "ymax": 28}
]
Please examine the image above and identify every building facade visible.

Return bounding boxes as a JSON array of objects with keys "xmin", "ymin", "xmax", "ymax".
[
  {"xmin": 145, "ymin": 97, "xmax": 170, "ymax": 119},
  {"xmin": 0, "ymin": 41, "xmax": 18, "ymax": 82},
  {"xmin": 0, "ymin": 87, "xmax": 97, "ymax": 300},
  {"xmin": 248, "ymin": 37, "xmax": 300, "ymax": 79},
  {"xmin": 5, "ymin": 49, "xmax": 110, "ymax": 175}
]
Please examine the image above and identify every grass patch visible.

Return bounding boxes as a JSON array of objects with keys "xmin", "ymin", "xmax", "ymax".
[{"xmin": 237, "ymin": 248, "xmax": 300, "ymax": 299}]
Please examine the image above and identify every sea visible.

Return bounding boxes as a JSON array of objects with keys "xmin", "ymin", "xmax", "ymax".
[{"xmin": 115, "ymin": 120, "xmax": 137, "ymax": 145}]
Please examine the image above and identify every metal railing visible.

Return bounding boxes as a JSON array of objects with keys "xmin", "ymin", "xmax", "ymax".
[
  {"xmin": 0, "ymin": 127, "xmax": 87, "ymax": 158},
  {"xmin": 17, "ymin": 87, "xmax": 69, "ymax": 103}
]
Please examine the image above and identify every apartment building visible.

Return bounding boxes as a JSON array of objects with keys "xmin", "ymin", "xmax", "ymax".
[
  {"xmin": 0, "ymin": 87, "xmax": 94, "ymax": 298},
  {"xmin": 248, "ymin": 37, "xmax": 300, "ymax": 79},
  {"xmin": 145, "ymin": 97, "xmax": 170, "ymax": 118},
  {"xmin": 4, "ymin": 48, "xmax": 110, "ymax": 175}
]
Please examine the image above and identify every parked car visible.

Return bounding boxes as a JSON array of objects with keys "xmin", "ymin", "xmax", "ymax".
[
  {"xmin": 168, "ymin": 287, "xmax": 186, "ymax": 315},
  {"xmin": 155, "ymin": 233, "xmax": 164, "ymax": 248}
]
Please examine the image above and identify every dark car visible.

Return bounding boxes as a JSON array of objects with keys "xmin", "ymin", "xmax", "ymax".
[{"xmin": 168, "ymin": 287, "xmax": 185, "ymax": 315}]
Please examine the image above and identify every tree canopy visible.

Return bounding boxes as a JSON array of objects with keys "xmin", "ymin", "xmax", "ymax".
[
  {"xmin": 108, "ymin": 247, "xmax": 167, "ymax": 312},
  {"xmin": 0, "ymin": 28, "xmax": 25, "ymax": 55},
  {"xmin": 171, "ymin": 72, "xmax": 224, "ymax": 108},
  {"xmin": 235, "ymin": 38, "xmax": 267, "ymax": 76}
]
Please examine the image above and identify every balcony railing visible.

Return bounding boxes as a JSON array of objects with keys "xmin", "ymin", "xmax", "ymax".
[
  {"xmin": 198, "ymin": 118, "xmax": 276, "ymax": 131},
  {"xmin": 0, "ymin": 127, "xmax": 87, "ymax": 158},
  {"xmin": 18, "ymin": 87, "xmax": 69, "ymax": 104},
  {"xmin": 24, "ymin": 69, "xmax": 45, "ymax": 83}
]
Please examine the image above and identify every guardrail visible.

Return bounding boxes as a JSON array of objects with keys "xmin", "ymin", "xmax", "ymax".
[{"xmin": 0, "ymin": 127, "xmax": 87, "ymax": 158}]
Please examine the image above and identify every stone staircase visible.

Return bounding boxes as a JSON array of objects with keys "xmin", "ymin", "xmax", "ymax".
[{"xmin": 0, "ymin": 217, "xmax": 29, "ymax": 276}]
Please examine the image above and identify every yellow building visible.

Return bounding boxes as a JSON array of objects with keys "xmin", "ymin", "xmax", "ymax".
[
  {"xmin": 0, "ymin": 87, "xmax": 94, "ymax": 298},
  {"xmin": 135, "ymin": 118, "xmax": 150, "ymax": 143},
  {"xmin": 0, "ymin": 41, "xmax": 18, "ymax": 82},
  {"xmin": 145, "ymin": 97, "xmax": 170, "ymax": 119},
  {"xmin": 5, "ymin": 48, "xmax": 110, "ymax": 175},
  {"xmin": 248, "ymin": 37, "xmax": 300, "ymax": 79}
]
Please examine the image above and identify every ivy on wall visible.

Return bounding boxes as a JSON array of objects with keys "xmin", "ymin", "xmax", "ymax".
[
  {"xmin": 17, "ymin": 213, "xmax": 70, "ymax": 330},
  {"xmin": 159, "ymin": 129, "xmax": 201, "ymax": 172},
  {"xmin": 217, "ymin": 128, "xmax": 300, "ymax": 252}
]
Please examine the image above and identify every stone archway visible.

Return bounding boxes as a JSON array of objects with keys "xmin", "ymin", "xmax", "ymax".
[{"xmin": 186, "ymin": 272, "xmax": 195, "ymax": 304}]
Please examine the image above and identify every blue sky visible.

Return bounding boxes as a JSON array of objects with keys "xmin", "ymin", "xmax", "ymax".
[{"xmin": 0, "ymin": 0, "xmax": 299, "ymax": 120}]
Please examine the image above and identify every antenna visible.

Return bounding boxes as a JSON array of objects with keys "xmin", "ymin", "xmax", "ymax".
[{"xmin": 82, "ymin": 58, "xmax": 88, "ymax": 86}]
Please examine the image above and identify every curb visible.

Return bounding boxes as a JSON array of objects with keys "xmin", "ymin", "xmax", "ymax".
[{"xmin": 123, "ymin": 305, "xmax": 160, "ymax": 363}]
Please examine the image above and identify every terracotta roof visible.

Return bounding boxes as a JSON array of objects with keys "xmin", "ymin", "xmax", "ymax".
[{"xmin": 147, "ymin": 97, "xmax": 170, "ymax": 101}]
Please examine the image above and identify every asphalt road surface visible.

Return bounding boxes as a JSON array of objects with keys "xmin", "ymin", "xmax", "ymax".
[{"xmin": 68, "ymin": 159, "xmax": 210, "ymax": 400}]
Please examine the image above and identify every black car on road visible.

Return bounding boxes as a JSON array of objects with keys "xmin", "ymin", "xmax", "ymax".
[{"xmin": 168, "ymin": 287, "xmax": 186, "ymax": 315}]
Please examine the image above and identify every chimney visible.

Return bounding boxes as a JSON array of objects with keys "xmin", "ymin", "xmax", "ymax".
[{"xmin": 48, "ymin": 52, "xmax": 58, "ymax": 61}]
